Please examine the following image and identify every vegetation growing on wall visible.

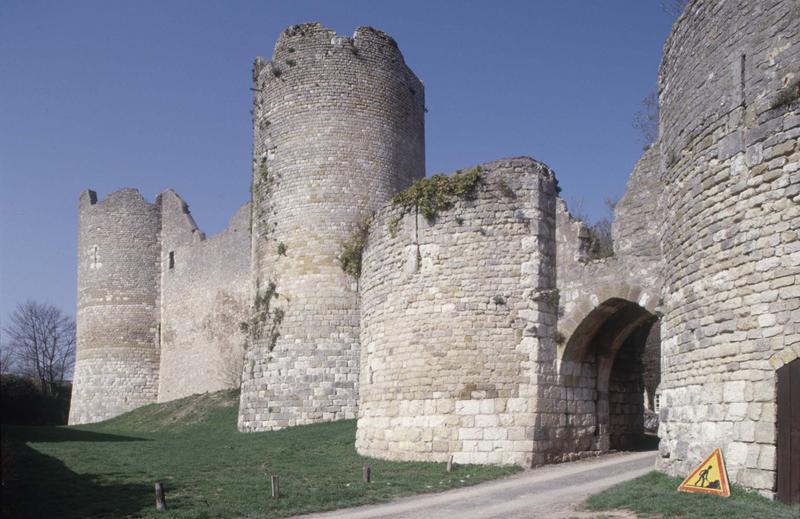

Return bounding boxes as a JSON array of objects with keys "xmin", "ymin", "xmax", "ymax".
[
  {"xmin": 387, "ymin": 216, "xmax": 401, "ymax": 238},
  {"xmin": 570, "ymin": 197, "xmax": 615, "ymax": 260},
  {"xmin": 338, "ymin": 217, "xmax": 372, "ymax": 278},
  {"xmin": 391, "ymin": 167, "xmax": 482, "ymax": 221},
  {"xmin": 586, "ymin": 219, "xmax": 614, "ymax": 260},
  {"xmin": 251, "ymin": 58, "xmax": 264, "ymax": 83},
  {"xmin": 240, "ymin": 281, "xmax": 283, "ymax": 352},
  {"xmin": 252, "ymin": 157, "xmax": 277, "ymax": 239}
]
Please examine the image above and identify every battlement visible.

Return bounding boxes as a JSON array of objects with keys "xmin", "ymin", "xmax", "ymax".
[
  {"xmin": 255, "ymin": 23, "xmax": 419, "ymax": 93},
  {"xmin": 79, "ymin": 187, "xmax": 156, "ymax": 210},
  {"xmin": 79, "ymin": 189, "xmax": 98, "ymax": 206},
  {"xmin": 273, "ymin": 23, "xmax": 401, "ymax": 59},
  {"xmin": 159, "ymin": 189, "xmax": 205, "ymax": 246}
]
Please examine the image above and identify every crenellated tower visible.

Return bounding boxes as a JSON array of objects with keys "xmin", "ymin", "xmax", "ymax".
[
  {"xmin": 69, "ymin": 188, "xmax": 162, "ymax": 425},
  {"xmin": 238, "ymin": 23, "xmax": 426, "ymax": 431}
]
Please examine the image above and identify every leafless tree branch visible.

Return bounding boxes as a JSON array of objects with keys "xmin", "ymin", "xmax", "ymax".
[
  {"xmin": 633, "ymin": 90, "xmax": 659, "ymax": 147},
  {"xmin": 3, "ymin": 301, "xmax": 75, "ymax": 395}
]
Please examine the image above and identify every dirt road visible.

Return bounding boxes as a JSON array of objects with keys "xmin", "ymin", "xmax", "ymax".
[{"xmin": 299, "ymin": 451, "xmax": 655, "ymax": 519}]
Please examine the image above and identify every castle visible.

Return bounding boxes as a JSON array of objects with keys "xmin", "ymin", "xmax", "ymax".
[{"xmin": 69, "ymin": 0, "xmax": 800, "ymax": 502}]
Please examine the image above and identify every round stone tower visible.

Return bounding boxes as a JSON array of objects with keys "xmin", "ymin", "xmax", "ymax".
[
  {"xmin": 68, "ymin": 188, "xmax": 161, "ymax": 425},
  {"xmin": 238, "ymin": 23, "xmax": 426, "ymax": 431},
  {"xmin": 355, "ymin": 158, "xmax": 558, "ymax": 467},
  {"xmin": 657, "ymin": 0, "xmax": 800, "ymax": 497}
]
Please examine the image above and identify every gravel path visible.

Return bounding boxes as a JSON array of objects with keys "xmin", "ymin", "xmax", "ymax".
[{"xmin": 298, "ymin": 450, "xmax": 656, "ymax": 519}]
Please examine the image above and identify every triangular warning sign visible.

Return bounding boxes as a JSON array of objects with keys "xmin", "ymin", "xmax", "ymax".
[{"xmin": 677, "ymin": 448, "xmax": 731, "ymax": 497}]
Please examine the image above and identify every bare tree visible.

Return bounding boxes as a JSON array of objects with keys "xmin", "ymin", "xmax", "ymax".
[
  {"xmin": 567, "ymin": 197, "xmax": 617, "ymax": 260},
  {"xmin": 3, "ymin": 301, "xmax": 75, "ymax": 396},
  {"xmin": 0, "ymin": 321, "xmax": 13, "ymax": 375},
  {"xmin": 0, "ymin": 344, "xmax": 14, "ymax": 376},
  {"xmin": 633, "ymin": 90, "xmax": 659, "ymax": 148}
]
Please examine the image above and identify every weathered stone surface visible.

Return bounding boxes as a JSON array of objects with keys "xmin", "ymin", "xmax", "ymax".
[
  {"xmin": 69, "ymin": 188, "xmax": 252, "ymax": 424},
  {"xmin": 355, "ymin": 158, "xmax": 557, "ymax": 466},
  {"xmin": 238, "ymin": 23, "xmax": 425, "ymax": 431},
  {"xmin": 157, "ymin": 192, "xmax": 251, "ymax": 402},
  {"xmin": 655, "ymin": 0, "xmax": 800, "ymax": 497},
  {"xmin": 70, "ymin": 189, "xmax": 162, "ymax": 424}
]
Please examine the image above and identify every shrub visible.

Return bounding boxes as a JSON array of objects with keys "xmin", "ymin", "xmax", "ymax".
[
  {"xmin": 339, "ymin": 217, "xmax": 372, "ymax": 278},
  {"xmin": 391, "ymin": 167, "xmax": 482, "ymax": 221},
  {"xmin": 0, "ymin": 375, "xmax": 71, "ymax": 425}
]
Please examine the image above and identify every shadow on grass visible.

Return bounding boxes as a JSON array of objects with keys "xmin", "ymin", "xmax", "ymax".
[
  {"xmin": 2, "ymin": 434, "xmax": 152, "ymax": 519},
  {"xmin": 3, "ymin": 424, "xmax": 150, "ymax": 443}
]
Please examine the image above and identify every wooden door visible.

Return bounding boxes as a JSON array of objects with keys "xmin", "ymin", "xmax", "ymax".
[{"xmin": 776, "ymin": 357, "xmax": 800, "ymax": 504}]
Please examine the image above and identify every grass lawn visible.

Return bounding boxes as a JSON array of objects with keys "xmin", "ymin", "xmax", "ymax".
[
  {"xmin": 584, "ymin": 470, "xmax": 800, "ymax": 518},
  {"xmin": 1, "ymin": 390, "xmax": 520, "ymax": 518}
]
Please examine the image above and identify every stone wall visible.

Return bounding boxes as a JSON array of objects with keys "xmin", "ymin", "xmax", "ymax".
[
  {"xmin": 608, "ymin": 331, "xmax": 646, "ymax": 449},
  {"xmin": 157, "ymin": 191, "xmax": 251, "ymax": 402},
  {"xmin": 551, "ymin": 140, "xmax": 664, "ymax": 461},
  {"xmin": 642, "ymin": 321, "xmax": 661, "ymax": 410},
  {"xmin": 69, "ymin": 189, "xmax": 161, "ymax": 425},
  {"xmin": 656, "ymin": 0, "xmax": 800, "ymax": 496},
  {"xmin": 356, "ymin": 158, "xmax": 558, "ymax": 466},
  {"xmin": 239, "ymin": 23, "xmax": 426, "ymax": 431}
]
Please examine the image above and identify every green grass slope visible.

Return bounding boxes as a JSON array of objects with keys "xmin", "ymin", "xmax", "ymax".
[
  {"xmin": 585, "ymin": 470, "xmax": 800, "ymax": 518},
  {"xmin": 2, "ymin": 390, "xmax": 519, "ymax": 518}
]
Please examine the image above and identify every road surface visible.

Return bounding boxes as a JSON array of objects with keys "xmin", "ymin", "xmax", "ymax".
[{"xmin": 298, "ymin": 450, "xmax": 655, "ymax": 519}]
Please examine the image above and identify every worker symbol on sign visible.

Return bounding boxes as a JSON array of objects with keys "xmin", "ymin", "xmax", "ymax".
[
  {"xmin": 694, "ymin": 466, "xmax": 712, "ymax": 487},
  {"xmin": 677, "ymin": 448, "xmax": 730, "ymax": 497}
]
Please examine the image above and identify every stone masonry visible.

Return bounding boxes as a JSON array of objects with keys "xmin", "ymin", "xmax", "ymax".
[
  {"xmin": 69, "ymin": 5, "xmax": 799, "ymax": 497},
  {"xmin": 69, "ymin": 189, "xmax": 251, "ymax": 424},
  {"xmin": 356, "ymin": 158, "xmax": 558, "ymax": 466},
  {"xmin": 655, "ymin": 0, "xmax": 800, "ymax": 496},
  {"xmin": 238, "ymin": 23, "xmax": 425, "ymax": 431},
  {"xmin": 69, "ymin": 189, "xmax": 162, "ymax": 424},
  {"xmin": 158, "ymin": 192, "xmax": 251, "ymax": 403}
]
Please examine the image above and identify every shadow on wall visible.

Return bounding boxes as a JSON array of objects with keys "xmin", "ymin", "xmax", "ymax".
[
  {"xmin": 1, "ymin": 431, "xmax": 151, "ymax": 518},
  {"xmin": 559, "ymin": 297, "xmax": 658, "ymax": 455}
]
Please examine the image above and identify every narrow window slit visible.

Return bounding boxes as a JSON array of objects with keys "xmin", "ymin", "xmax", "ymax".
[{"xmin": 740, "ymin": 54, "xmax": 746, "ymax": 107}]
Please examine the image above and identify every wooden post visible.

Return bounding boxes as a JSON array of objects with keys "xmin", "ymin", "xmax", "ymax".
[
  {"xmin": 271, "ymin": 474, "xmax": 280, "ymax": 499},
  {"xmin": 363, "ymin": 464, "xmax": 371, "ymax": 483},
  {"xmin": 447, "ymin": 454, "xmax": 454, "ymax": 473},
  {"xmin": 154, "ymin": 482, "xmax": 166, "ymax": 511}
]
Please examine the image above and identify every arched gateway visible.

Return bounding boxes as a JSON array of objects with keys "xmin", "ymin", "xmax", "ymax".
[{"xmin": 558, "ymin": 297, "xmax": 659, "ymax": 454}]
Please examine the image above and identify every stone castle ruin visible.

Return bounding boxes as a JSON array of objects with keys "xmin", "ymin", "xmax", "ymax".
[{"xmin": 69, "ymin": 0, "xmax": 799, "ymax": 500}]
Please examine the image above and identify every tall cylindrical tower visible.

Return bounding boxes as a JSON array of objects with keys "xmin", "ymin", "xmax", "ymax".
[
  {"xmin": 68, "ymin": 188, "xmax": 161, "ymax": 425},
  {"xmin": 238, "ymin": 23, "xmax": 425, "ymax": 431},
  {"xmin": 656, "ymin": 0, "xmax": 800, "ymax": 496}
]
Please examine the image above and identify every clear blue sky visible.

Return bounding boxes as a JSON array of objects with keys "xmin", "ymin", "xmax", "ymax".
[{"xmin": 0, "ymin": 1, "xmax": 676, "ymax": 321}]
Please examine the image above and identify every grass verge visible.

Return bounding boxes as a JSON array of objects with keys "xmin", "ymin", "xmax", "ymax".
[
  {"xmin": 2, "ymin": 390, "xmax": 520, "ymax": 518},
  {"xmin": 584, "ymin": 470, "xmax": 799, "ymax": 518}
]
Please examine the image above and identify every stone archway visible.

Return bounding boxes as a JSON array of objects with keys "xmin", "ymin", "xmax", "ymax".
[{"xmin": 557, "ymin": 297, "xmax": 659, "ymax": 456}]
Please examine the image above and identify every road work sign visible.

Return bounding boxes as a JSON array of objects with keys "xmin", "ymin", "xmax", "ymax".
[{"xmin": 677, "ymin": 448, "xmax": 731, "ymax": 497}]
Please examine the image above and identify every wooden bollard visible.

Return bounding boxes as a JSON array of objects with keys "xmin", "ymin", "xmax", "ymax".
[
  {"xmin": 271, "ymin": 474, "xmax": 280, "ymax": 499},
  {"xmin": 447, "ymin": 455, "xmax": 454, "ymax": 473},
  {"xmin": 363, "ymin": 464, "xmax": 371, "ymax": 483},
  {"xmin": 154, "ymin": 482, "xmax": 167, "ymax": 511}
]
